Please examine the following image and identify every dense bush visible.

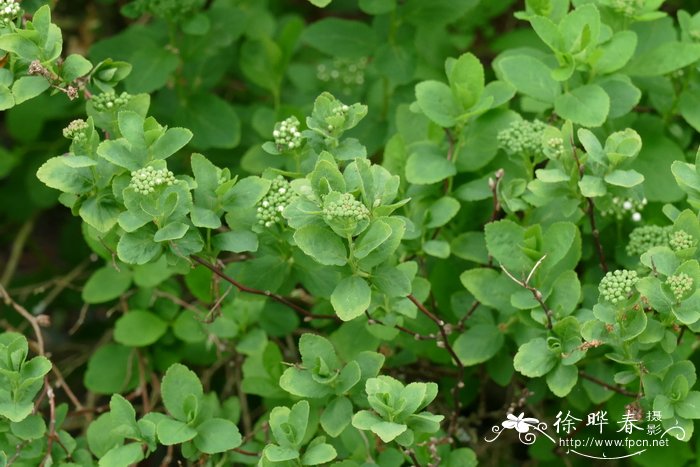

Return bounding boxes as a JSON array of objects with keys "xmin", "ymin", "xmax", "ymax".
[{"xmin": 3, "ymin": 0, "xmax": 700, "ymax": 465}]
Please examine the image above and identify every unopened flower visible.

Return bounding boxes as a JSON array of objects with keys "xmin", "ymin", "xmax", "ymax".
[
  {"xmin": 669, "ymin": 230, "xmax": 696, "ymax": 251},
  {"xmin": 256, "ymin": 176, "xmax": 296, "ymax": 228},
  {"xmin": 323, "ymin": 192, "xmax": 369, "ymax": 222},
  {"xmin": 129, "ymin": 166, "xmax": 176, "ymax": 194},
  {"xmin": 0, "ymin": 0, "xmax": 20, "ymax": 26},
  {"xmin": 92, "ymin": 91, "xmax": 131, "ymax": 112},
  {"xmin": 273, "ymin": 116, "xmax": 304, "ymax": 152},
  {"xmin": 626, "ymin": 225, "xmax": 671, "ymax": 257},
  {"xmin": 666, "ymin": 273, "xmax": 693, "ymax": 301},
  {"xmin": 599, "ymin": 269, "xmax": 638, "ymax": 304},
  {"xmin": 63, "ymin": 119, "xmax": 89, "ymax": 141},
  {"xmin": 497, "ymin": 119, "xmax": 548, "ymax": 155}
]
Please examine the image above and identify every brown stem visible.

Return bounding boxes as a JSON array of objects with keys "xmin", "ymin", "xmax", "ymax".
[
  {"xmin": 571, "ymin": 141, "xmax": 608, "ymax": 273},
  {"xmin": 407, "ymin": 295, "xmax": 465, "ymax": 439},
  {"xmin": 578, "ymin": 371, "xmax": 637, "ymax": 397},
  {"xmin": 364, "ymin": 311, "xmax": 436, "ymax": 341},
  {"xmin": 191, "ymin": 255, "xmax": 338, "ymax": 322},
  {"xmin": 500, "ymin": 256, "xmax": 553, "ymax": 329}
]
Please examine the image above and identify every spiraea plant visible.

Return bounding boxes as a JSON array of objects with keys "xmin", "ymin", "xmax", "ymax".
[{"xmin": 2, "ymin": 0, "xmax": 700, "ymax": 465}]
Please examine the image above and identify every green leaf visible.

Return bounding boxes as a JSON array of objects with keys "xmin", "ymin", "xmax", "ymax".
[
  {"xmin": 454, "ymin": 324, "xmax": 504, "ymax": 366},
  {"xmin": 265, "ymin": 445, "xmax": 300, "ymax": 462},
  {"xmin": 405, "ymin": 148, "xmax": 456, "ymax": 185},
  {"xmin": 448, "ymin": 53, "xmax": 484, "ymax": 110},
  {"xmin": 154, "ymin": 222, "xmax": 189, "ymax": 242},
  {"xmin": 359, "ymin": 0, "xmax": 395, "ymax": 15},
  {"xmin": 546, "ymin": 363, "xmax": 578, "ymax": 397},
  {"xmin": 497, "ymin": 55, "xmax": 560, "ymax": 104},
  {"xmin": 82, "ymin": 266, "xmax": 132, "ymax": 304},
  {"xmin": 157, "ymin": 417, "xmax": 198, "ymax": 445},
  {"xmin": 554, "ymin": 84, "xmax": 610, "ymax": 127},
  {"xmin": 0, "ymin": 34, "xmax": 41, "ymax": 61},
  {"xmin": 320, "ymin": 397, "xmax": 353, "ymax": 437},
  {"xmin": 10, "ymin": 414, "xmax": 46, "ymax": 441},
  {"xmin": 117, "ymin": 227, "xmax": 162, "ymax": 265},
  {"xmin": 423, "ymin": 239, "xmax": 450, "ymax": 258},
  {"xmin": 604, "ymin": 169, "xmax": 645, "ymax": 188},
  {"xmin": 184, "ymin": 93, "xmax": 241, "ymax": 150},
  {"xmin": 36, "ymin": 156, "xmax": 93, "ymax": 194},
  {"xmin": 125, "ymin": 45, "xmax": 179, "ymax": 93},
  {"xmin": 626, "ymin": 42, "xmax": 700, "ymax": 77},
  {"xmin": 371, "ymin": 421, "xmax": 407, "ymax": 442},
  {"xmin": 213, "ymin": 230, "xmax": 258, "ymax": 253},
  {"xmin": 354, "ymin": 219, "xmax": 392, "ymax": 259},
  {"xmin": 484, "ymin": 220, "xmax": 532, "ymax": 274},
  {"xmin": 193, "ymin": 418, "xmax": 242, "ymax": 454},
  {"xmin": 426, "ymin": 197, "xmax": 460, "ymax": 228},
  {"xmin": 294, "ymin": 225, "xmax": 347, "ymax": 266},
  {"xmin": 114, "ymin": 310, "xmax": 168, "ymax": 347},
  {"xmin": 150, "ymin": 128, "xmax": 193, "ymax": 160},
  {"xmin": 98, "ymin": 443, "xmax": 144, "ymax": 467},
  {"xmin": 674, "ymin": 391, "xmax": 700, "ymax": 419},
  {"xmin": 513, "ymin": 338, "xmax": 557, "ymax": 377},
  {"xmin": 302, "ymin": 443, "xmax": 337, "ymax": 465},
  {"xmin": 371, "ymin": 265, "xmax": 411, "ymax": 297},
  {"xmin": 309, "ymin": 0, "xmax": 332, "ymax": 6},
  {"xmin": 578, "ymin": 175, "xmax": 606, "ymax": 197},
  {"xmin": 62, "ymin": 54, "xmax": 93, "ymax": 82},
  {"xmin": 331, "ymin": 276, "xmax": 372, "ymax": 321},
  {"xmin": 161, "ymin": 363, "xmax": 203, "ymax": 422},
  {"xmin": 595, "ymin": 31, "xmax": 637, "ymax": 74},
  {"xmin": 84, "ymin": 344, "xmax": 138, "ymax": 394},
  {"xmin": 302, "ymin": 18, "xmax": 377, "ymax": 58},
  {"xmin": 415, "ymin": 80, "xmax": 460, "ymax": 127},
  {"xmin": 79, "ymin": 194, "xmax": 122, "ymax": 233}
]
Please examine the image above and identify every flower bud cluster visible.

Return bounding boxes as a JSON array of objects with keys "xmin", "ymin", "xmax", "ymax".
[
  {"xmin": 63, "ymin": 119, "xmax": 89, "ymax": 142},
  {"xmin": 273, "ymin": 116, "xmax": 303, "ymax": 152},
  {"xmin": 600, "ymin": 196, "xmax": 646, "ymax": 222},
  {"xmin": 497, "ymin": 119, "xmax": 548, "ymax": 155},
  {"xmin": 0, "ymin": 0, "xmax": 20, "ymax": 26},
  {"xmin": 92, "ymin": 91, "xmax": 131, "ymax": 112},
  {"xmin": 323, "ymin": 193, "xmax": 369, "ymax": 222},
  {"xmin": 626, "ymin": 225, "xmax": 672, "ymax": 257},
  {"xmin": 608, "ymin": 0, "xmax": 644, "ymax": 17},
  {"xmin": 669, "ymin": 230, "xmax": 695, "ymax": 251},
  {"xmin": 545, "ymin": 137, "xmax": 565, "ymax": 159},
  {"xmin": 129, "ymin": 166, "xmax": 176, "ymax": 194},
  {"xmin": 599, "ymin": 269, "xmax": 638, "ymax": 304},
  {"xmin": 666, "ymin": 273, "xmax": 693, "ymax": 302},
  {"xmin": 317, "ymin": 57, "xmax": 367, "ymax": 95},
  {"xmin": 257, "ymin": 176, "xmax": 295, "ymax": 228}
]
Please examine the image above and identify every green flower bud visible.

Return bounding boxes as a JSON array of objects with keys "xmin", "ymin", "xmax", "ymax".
[
  {"xmin": 669, "ymin": 230, "xmax": 696, "ymax": 251},
  {"xmin": 0, "ymin": 0, "xmax": 20, "ymax": 26},
  {"xmin": 316, "ymin": 57, "xmax": 367, "ymax": 95},
  {"xmin": 600, "ymin": 196, "xmax": 647, "ymax": 222},
  {"xmin": 92, "ymin": 91, "xmax": 132, "ymax": 112},
  {"xmin": 666, "ymin": 272, "xmax": 693, "ymax": 302},
  {"xmin": 63, "ymin": 119, "xmax": 89, "ymax": 142},
  {"xmin": 129, "ymin": 166, "xmax": 176, "ymax": 195},
  {"xmin": 626, "ymin": 225, "xmax": 672, "ymax": 257},
  {"xmin": 256, "ymin": 176, "xmax": 296, "ymax": 228},
  {"xmin": 599, "ymin": 269, "xmax": 638, "ymax": 304},
  {"xmin": 273, "ymin": 116, "xmax": 304, "ymax": 152},
  {"xmin": 545, "ymin": 137, "xmax": 565, "ymax": 159},
  {"xmin": 607, "ymin": 0, "xmax": 644, "ymax": 17},
  {"xmin": 497, "ymin": 119, "xmax": 548, "ymax": 155},
  {"xmin": 322, "ymin": 192, "xmax": 369, "ymax": 222}
]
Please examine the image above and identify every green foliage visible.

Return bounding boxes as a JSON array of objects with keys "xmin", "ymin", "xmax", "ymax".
[{"xmin": 6, "ymin": 0, "xmax": 700, "ymax": 464}]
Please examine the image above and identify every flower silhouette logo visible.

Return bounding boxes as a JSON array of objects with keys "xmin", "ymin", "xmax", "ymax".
[{"xmin": 502, "ymin": 412, "xmax": 540, "ymax": 433}]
